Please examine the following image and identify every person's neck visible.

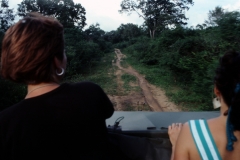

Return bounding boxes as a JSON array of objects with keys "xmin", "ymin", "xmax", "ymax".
[
  {"xmin": 25, "ymin": 82, "xmax": 60, "ymax": 99},
  {"xmin": 215, "ymin": 101, "xmax": 228, "ymax": 124},
  {"xmin": 220, "ymin": 101, "xmax": 228, "ymax": 115}
]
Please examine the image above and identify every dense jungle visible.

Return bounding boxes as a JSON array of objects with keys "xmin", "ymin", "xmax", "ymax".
[{"xmin": 1, "ymin": 0, "xmax": 240, "ymax": 112}]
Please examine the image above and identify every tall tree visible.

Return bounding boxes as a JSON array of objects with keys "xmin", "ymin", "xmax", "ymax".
[
  {"xmin": 103, "ymin": 30, "xmax": 122, "ymax": 44},
  {"xmin": 84, "ymin": 23, "xmax": 105, "ymax": 42},
  {"xmin": 117, "ymin": 23, "xmax": 141, "ymax": 41},
  {"xmin": 84, "ymin": 23, "xmax": 109, "ymax": 51},
  {"xmin": 17, "ymin": 0, "xmax": 86, "ymax": 29},
  {"xmin": 119, "ymin": 0, "xmax": 193, "ymax": 38},
  {"xmin": 204, "ymin": 6, "xmax": 225, "ymax": 27},
  {"xmin": 0, "ymin": 0, "xmax": 15, "ymax": 32},
  {"xmin": 217, "ymin": 11, "xmax": 240, "ymax": 44}
]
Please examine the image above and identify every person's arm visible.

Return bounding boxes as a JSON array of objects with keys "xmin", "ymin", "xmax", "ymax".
[
  {"xmin": 168, "ymin": 123, "xmax": 183, "ymax": 160},
  {"xmin": 78, "ymin": 81, "xmax": 114, "ymax": 119},
  {"xmin": 93, "ymin": 83, "xmax": 114, "ymax": 119},
  {"xmin": 172, "ymin": 122, "xmax": 191, "ymax": 160}
]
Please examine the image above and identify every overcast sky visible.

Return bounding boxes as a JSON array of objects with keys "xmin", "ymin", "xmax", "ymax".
[{"xmin": 9, "ymin": 0, "xmax": 240, "ymax": 32}]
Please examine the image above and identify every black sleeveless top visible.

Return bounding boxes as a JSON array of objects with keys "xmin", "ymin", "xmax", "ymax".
[{"xmin": 0, "ymin": 82, "xmax": 114, "ymax": 160}]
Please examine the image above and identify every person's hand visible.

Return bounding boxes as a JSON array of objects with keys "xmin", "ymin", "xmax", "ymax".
[{"xmin": 168, "ymin": 123, "xmax": 183, "ymax": 147}]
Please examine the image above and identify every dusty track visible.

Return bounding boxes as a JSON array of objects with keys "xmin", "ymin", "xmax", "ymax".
[
  {"xmin": 108, "ymin": 49, "xmax": 180, "ymax": 112},
  {"xmin": 115, "ymin": 49, "xmax": 163, "ymax": 111}
]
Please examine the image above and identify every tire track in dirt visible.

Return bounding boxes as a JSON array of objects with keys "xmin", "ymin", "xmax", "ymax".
[
  {"xmin": 109, "ymin": 49, "xmax": 180, "ymax": 112},
  {"xmin": 114, "ymin": 49, "xmax": 163, "ymax": 111},
  {"xmin": 109, "ymin": 60, "xmax": 149, "ymax": 111}
]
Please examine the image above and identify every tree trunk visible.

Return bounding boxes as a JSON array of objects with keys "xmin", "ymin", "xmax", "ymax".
[
  {"xmin": 152, "ymin": 29, "xmax": 156, "ymax": 39},
  {"xmin": 149, "ymin": 30, "xmax": 153, "ymax": 39}
]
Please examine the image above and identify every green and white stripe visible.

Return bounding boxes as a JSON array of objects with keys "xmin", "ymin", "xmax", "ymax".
[{"xmin": 189, "ymin": 119, "xmax": 222, "ymax": 160}]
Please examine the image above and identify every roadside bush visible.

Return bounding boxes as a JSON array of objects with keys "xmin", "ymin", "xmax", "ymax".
[
  {"xmin": 122, "ymin": 21, "xmax": 239, "ymax": 110},
  {"xmin": 66, "ymin": 41, "xmax": 103, "ymax": 78}
]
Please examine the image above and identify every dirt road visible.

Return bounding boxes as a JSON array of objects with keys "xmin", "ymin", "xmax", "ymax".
[{"xmin": 108, "ymin": 49, "xmax": 180, "ymax": 112}]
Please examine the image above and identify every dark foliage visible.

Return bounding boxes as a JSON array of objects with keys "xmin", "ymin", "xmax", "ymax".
[
  {"xmin": 17, "ymin": 0, "xmax": 86, "ymax": 29},
  {"xmin": 1, "ymin": 3, "xmax": 240, "ymax": 111}
]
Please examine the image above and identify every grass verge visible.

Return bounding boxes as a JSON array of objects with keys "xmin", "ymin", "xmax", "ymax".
[
  {"xmin": 123, "ymin": 50, "xmax": 212, "ymax": 111},
  {"xmin": 67, "ymin": 52, "xmax": 118, "ymax": 95},
  {"xmin": 121, "ymin": 73, "xmax": 140, "ymax": 94}
]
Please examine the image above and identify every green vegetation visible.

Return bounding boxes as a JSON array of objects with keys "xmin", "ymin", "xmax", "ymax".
[
  {"xmin": 121, "ymin": 6, "xmax": 240, "ymax": 111},
  {"xmin": 121, "ymin": 74, "xmax": 136, "ymax": 82},
  {"xmin": 119, "ymin": 0, "xmax": 193, "ymax": 38},
  {"xmin": 120, "ymin": 57, "xmax": 129, "ymax": 68},
  {"xmin": 0, "ymin": 0, "xmax": 239, "ymax": 112},
  {"xmin": 18, "ymin": 0, "xmax": 86, "ymax": 29},
  {"xmin": 68, "ymin": 52, "xmax": 117, "ymax": 95},
  {"xmin": 125, "ymin": 56, "xmax": 211, "ymax": 111},
  {"xmin": 121, "ymin": 73, "xmax": 140, "ymax": 94}
]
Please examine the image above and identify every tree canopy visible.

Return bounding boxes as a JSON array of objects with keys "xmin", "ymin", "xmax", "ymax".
[
  {"xmin": 0, "ymin": 0, "xmax": 15, "ymax": 32},
  {"xmin": 117, "ymin": 23, "xmax": 142, "ymax": 41},
  {"xmin": 119, "ymin": 0, "xmax": 193, "ymax": 38},
  {"xmin": 204, "ymin": 6, "xmax": 225, "ymax": 27},
  {"xmin": 17, "ymin": 0, "xmax": 86, "ymax": 28}
]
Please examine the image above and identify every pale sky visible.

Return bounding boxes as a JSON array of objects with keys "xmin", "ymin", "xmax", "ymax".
[{"xmin": 8, "ymin": 0, "xmax": 240, "ymax": 32}]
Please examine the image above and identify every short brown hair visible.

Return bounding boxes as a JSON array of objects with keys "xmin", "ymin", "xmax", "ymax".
[{"xmin": 0, "ymin": 12, "xmax": 64, "ymax": 84}]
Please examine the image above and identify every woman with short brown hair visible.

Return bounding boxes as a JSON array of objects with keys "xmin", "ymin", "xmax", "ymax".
[{"xmin": 0, "ymin": 13, "xmax": 114, "ymax": 159}]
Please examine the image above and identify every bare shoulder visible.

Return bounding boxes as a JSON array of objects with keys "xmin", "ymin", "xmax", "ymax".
[
  {"xmin": 207, "ymin": 118, "xmax": 240, "ymax": 159},
  {"xmin": 174, "ymin": 121, "xmax": 201, "ymax": 160}
]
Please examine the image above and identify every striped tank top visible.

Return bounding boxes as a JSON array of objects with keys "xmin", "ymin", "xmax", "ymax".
[{"xmin": 189, "ymin": 119, "xmax": 222, "ymax": 160}]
